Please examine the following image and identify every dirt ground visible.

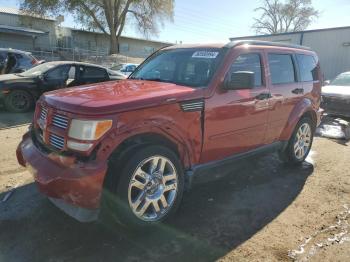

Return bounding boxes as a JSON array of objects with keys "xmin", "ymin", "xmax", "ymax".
[{"xmin": 0, "ymin": 122, "xmax": 349, "ymax": 262}]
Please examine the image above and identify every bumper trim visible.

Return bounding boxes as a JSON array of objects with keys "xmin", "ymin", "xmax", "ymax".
[{"xmin": 49, "ymin": 197, "xmax": 99, "ymax": 222}]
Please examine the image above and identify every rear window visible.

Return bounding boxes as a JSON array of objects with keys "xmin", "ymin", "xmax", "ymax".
[
  {"xmin": 296, "ymin": 54, "xmax": 317, "ymax": 82},
  {"xmin": 81, "ymin": 67, "xmax": 107, "ymax": 78},
  {"xmin": 268, "ymin": 54, "xmax": 296, "ymax": 85}
]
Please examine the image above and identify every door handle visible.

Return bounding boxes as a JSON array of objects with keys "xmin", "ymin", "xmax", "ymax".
[
  {"xmin": 255, "ymin": 92, "xmax": 271, "ymax": 100},
  {"xmin": 292, "ymin": 88, "xmax": 304, "ymax": 94}
]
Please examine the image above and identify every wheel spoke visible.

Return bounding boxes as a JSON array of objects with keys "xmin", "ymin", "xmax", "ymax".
[
  {"xmin": 163, "ymin": 173, "xmax": 176, "ymax": 182},
  {"xmin": 132, "ymin": 180, "xmax": 146, "ymax": 190},
  {"xmin": 158, "ymin": 158, "xmax": 166, "ymax": 174},
  {"xmin": 164, "ymin": 182, "xmax": 177, "ymax": 192},
  {"xmin": 294, "ymin": 142, "xmax": 299, "ymax": 151},
  {"xmin": 152, "ymin": 200, "xmax": 161, "ymax": 213},
  {"xmin": 131, "ymin": 191, "xmax": 146, "ymax": 210},
  {"xmin": 160, "ymin": 195, "xmax": 168, "ymax": 209},
  {"xmin": 149, "ymin": 157, "xmax": 160, "ymax": 173},
  {"xmin": 136, "ymin": 199, "xmax": 151, "ymax": 216},
  {"xmin": 134, "ymin": 168, "xmax": 149, "ymax": 181}
]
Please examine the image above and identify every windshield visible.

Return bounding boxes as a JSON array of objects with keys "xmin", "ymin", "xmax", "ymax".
[
  {"xmin": 130, "ymin": 48, "xmax": 226, "ymax": 88},
  {"xmin": 330, "ymin": 73, "xmax": 350, "ymax": 86},
  {"xmin": 19, "ymin": 63, "xmax": 56, "ymax": 77}
]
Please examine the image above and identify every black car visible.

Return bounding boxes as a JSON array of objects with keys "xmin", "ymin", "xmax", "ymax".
[
  {"xmin": 0, "ymin": 61, "xmax": 126, "ymax": 112},
  {"xmin": 322, "ymin": 72, "xmax": 350, "ymax": 118},
  {"xmin": 0, "ymin": 48, "xmax": 41, "ymax": 75}
]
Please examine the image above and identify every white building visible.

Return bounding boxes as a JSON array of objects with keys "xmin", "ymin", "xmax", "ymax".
[
  {"xmin": 230, "ymin": 26, "xmax": 350, "ymax": 80},
  {"xmin": 0, "ymin": 7, "xmax": 172, "ymax": 58}
]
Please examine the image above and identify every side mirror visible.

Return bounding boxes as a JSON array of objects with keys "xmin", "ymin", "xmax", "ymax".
[
  {"xmin": 223, "ymin": 71, "xmax": 255, "ymax": 90},
  {"xmin": 324, "ymin": 80, "xmax": 330, "ymax": 86}
]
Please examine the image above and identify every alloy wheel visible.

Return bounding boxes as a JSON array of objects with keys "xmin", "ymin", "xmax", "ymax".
[
  {"xmin": 128, "ymin": 156, "xmax": 178, "ymax": 222},
  {"xmin": 293, "ymin": 123, "xmax": 312, "ymax": 160}
]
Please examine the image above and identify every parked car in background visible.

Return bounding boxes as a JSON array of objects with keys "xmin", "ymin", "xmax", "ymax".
[
  {"xmin": 0, "ymin": 61, "xmax": 126, "ymax": 112},
  {"xmin": 110, "ymin": 63, "xmax": 139, "ymax": 76},
  {"xmin": 17, "ymin": 41, "xmax": 322, "ymax": 227},
  {"xmin": 0, "ymin": 48, "xmax": 42, "ymax": 75},
  {"xmin": 322, "ymin": 72, "xmax": 350, "ymax": 118}
]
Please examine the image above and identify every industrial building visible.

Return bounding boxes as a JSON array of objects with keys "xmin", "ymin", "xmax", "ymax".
[
  {"xmin": 230, "ymin": 26, "xmax": 350, "ymax": 80},
  {"xmin": 0, "ymin": 7, "xmax": 171, "ymax": 58}
]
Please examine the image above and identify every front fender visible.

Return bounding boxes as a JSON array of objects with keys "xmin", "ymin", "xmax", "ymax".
[
  {"xmin": 279, "ymin": 98, "xmax": 316, "ymax": 141},
  {"xmin": 96, "ymin": 103, "xmax": 203, "ymax": 169}
]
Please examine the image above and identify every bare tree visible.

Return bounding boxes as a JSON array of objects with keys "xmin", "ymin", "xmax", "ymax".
[
  {"xmin": 252, "ymin": 0, "xmax": 319, "ymax": 34},
  {"xmin": 20, "ymin": 0, "xmax": 174, "ymax": 54}
]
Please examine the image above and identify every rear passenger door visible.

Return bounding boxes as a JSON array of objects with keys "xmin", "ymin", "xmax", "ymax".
[{"xmin": 265, "ymin": 52, "xmax": 303, "ymax": 143}]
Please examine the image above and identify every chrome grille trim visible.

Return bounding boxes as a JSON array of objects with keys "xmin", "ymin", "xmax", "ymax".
[
  {"xmin": 52, "ymin": 114, "xmax": 68, "ymax": 129},
  {"xmin": 49, "ymin": 133, "xmax": 65, "ymax": 150},
  {"xmin": 40, "ymin": 106, "xmax": 48, "ymax": 121}
]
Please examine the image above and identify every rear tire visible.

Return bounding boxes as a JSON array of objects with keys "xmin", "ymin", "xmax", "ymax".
[
  {"xmin": 102, "ymin": 145, "xmax": 184, "ymax": 227},
  {"xmin": 4, "ymin": 90, "xmax": 34, "ymax": 112},
  {"xmin": 279, "ymin": 117, "xmax": 314, "ymax": 165}
]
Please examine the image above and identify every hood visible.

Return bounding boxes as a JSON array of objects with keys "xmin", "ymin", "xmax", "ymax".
[
  {"xmin": 43, "ymin": 80, "xmax": 201, "ymax": 115},
  {"xmin": 0, "ymin": 73, "xmax": 36, "ymax": 86},
  {"xmin": 322, "ymin": 85, "xmax": 350, "ymax": 97}
]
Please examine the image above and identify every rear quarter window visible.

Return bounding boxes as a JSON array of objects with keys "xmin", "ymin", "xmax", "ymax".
[
  {"xmin": 296, "ymin": 54, "xmax": 318, "ymax": 82},
  {"xmin": 268, "ymin": 54, "xmax": 296, "ymax": 85}
]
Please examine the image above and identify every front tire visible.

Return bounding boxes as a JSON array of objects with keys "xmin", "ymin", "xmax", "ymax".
[
  {"xmin": 4, "ymin": 90, "xmax": 34, "ymax": 112},
  {"xmin": 279, "ymin": 117, "xmax": 314, "ymax": 165},
  {"xmin": 103, "ymin": 145, "xmax": 184, "ymax": 227}
]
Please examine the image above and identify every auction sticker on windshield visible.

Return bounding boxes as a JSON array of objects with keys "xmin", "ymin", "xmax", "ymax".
[{"xmin": 192, "ymin": 51, "xmax": 219, "ymax": 59}]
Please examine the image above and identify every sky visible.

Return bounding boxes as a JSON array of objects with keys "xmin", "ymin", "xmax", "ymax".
[{"xmin": 2, "ymin": 0, "xmax": 350, "ymax": 44}]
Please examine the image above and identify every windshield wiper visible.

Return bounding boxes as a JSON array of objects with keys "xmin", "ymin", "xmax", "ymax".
[{"xmin": 144, "ymin": 78, "xmax": 175, "ymax": 84}]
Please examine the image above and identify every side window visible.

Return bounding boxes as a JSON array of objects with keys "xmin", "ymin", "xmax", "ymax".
[
  {"xmin": 80, "ymin": 67, "xmax": 107, "ymax": 79},
  {"xmin": 296, "ymin": 54, "xmax": 317, "ymax": 82},
  {"xmin": 268, "ymin": 54, "xmax": 296, "ymax": 84},
  {"xmin": 46, "ymin": 66, "xmax": 70, "ymax": 81},
  {"xmin": 229, "ymin": 53, "xmax": 262, "ymax": 87}
]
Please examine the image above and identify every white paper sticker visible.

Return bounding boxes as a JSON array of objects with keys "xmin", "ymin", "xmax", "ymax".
[{"xmin": 192, "ymin": 51, "xmax": 219, "ymax": 59}]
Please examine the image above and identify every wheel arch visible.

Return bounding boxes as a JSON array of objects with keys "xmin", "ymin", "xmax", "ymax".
[
  {"xmin": 102, "ymin": 131, "xmax": 191, "ymax": 192},
  {"xmin": 279, "ymin": 98, "xmax": 318, "ymax": 141}
]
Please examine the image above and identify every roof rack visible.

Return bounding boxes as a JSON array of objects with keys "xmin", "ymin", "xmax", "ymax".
[{"xmin": 225, "ymin": 40, "xmax": 311, "ymax": 51}]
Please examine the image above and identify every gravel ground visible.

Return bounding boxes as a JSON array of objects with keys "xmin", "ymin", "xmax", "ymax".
[{"xmin": 0, "ymin": 123, "xmax": 349, "ymax": 262}]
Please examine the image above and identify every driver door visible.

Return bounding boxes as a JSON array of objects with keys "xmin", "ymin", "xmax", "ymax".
[{"xmin": 200, "ymin": 52, "xmax": 270, "ymax": 163}]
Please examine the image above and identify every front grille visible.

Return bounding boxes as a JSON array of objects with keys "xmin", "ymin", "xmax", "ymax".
[
  {"xmin": 36, "ymin": 104, "xmax": 69, "ymax": 151},
  {"xmin": 49, "ymin": 133, "xmax": 65, "ymax": 150},
  {"xmin": 52, "ymin": 114, "xmax": 69, "ymax": 129}
]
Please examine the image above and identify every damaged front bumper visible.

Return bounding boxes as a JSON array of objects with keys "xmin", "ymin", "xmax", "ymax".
[{"xmin": 16, "ymin": 131, "xmax": 108, "ymax": 222}]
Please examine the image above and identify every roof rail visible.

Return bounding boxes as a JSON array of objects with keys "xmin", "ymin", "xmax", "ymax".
[{"xmin": 225, "ymin": 40, "xmax": 311, "ymax": 51}]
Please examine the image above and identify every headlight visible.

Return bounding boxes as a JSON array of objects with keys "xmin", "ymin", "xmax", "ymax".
[{"xmin": 68, "ymin": 119, "xmax": 112, "ymax": 141}]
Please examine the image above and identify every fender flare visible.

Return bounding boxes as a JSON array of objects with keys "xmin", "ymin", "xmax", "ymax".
[{"xmin": 279, "ymin": 98, "xmax": 317, "ymax": 141}]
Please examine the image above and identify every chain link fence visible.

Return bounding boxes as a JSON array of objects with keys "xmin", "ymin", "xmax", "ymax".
[{"xmin": 27, "ymin": 47, "xmax": 144, "ymax": 68}]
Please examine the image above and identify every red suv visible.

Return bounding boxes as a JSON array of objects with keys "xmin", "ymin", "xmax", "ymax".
[{"xmin": 17, "ymin": 41, "xmax": 322, "ymax": 226}]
